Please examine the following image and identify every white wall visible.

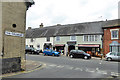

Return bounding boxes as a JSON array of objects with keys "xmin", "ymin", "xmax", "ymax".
[{"xmin": 26, "ymin": 37, "xmax": 54, "ymax": 51}]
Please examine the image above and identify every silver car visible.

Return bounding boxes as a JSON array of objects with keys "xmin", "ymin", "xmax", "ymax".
[{"xmin": 106, "ymin": 52, "xmax": 120, "ymax": 61}]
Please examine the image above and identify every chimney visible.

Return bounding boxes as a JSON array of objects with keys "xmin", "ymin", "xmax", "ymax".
[
  {"xmin": 28, "ymin": 27, "xmax": 32, "ymax": 29},
  {"xmin": 57, "ymin": 24, "xmax": 61, "ymax": 26},
  {"xmin": 39, "ymin": 23, "xmax": 43, "ymax": 28}
]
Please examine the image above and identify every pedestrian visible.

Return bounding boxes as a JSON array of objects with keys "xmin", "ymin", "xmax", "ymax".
[{"xmin": 100, "ymin": 53, "xmax": 103, "ymax": 60}]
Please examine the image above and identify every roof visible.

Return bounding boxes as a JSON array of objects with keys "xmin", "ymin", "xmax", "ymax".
[
  {"xmin": 26, "ymin": 21, "xmax": 105, "ymax": 38},
  {"xmin": 26, "ymin": 19, "xmax": 120, "ymax": 38},
  {"xmin": 103, "ymin": 19, "xmax": 120, "ymax": 28}
]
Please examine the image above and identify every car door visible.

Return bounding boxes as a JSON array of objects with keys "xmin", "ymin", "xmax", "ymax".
[
  {"xmin": 111, "ymin": 52, "xmax": 118, "ymax": 60},
  {"xmin": 117, "ymin": 52, "xmax": 120, "ymax": 61},
  {"xmin": 77, "ymin": 50, "xmax": 83, "ymax": 58}
]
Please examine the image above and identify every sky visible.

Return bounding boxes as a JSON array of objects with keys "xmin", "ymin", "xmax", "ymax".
[{"xmin": 26, "ymin": 0, "xmax": 119, "ymax": 29}]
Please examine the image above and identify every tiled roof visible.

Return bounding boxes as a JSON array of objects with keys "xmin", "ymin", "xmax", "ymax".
[
  {"xmin": 103, "ymin": 19, "xmax": 120, "ymax": 28},
  {"xmin": 26, "ymin": 19, "xmax": 119, "ymax": 38}
]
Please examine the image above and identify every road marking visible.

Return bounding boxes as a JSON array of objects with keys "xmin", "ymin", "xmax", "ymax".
[
  {"xmin": 74, "ymin": 68, "xmax": 83, "ymax": 71},
  {"xmin": 49, "ymin": 64, "xmax": 57, "ymax": 67},
  {"xmin": 56, "ymin": 65, "xmax": 64, "ymax": 68}
]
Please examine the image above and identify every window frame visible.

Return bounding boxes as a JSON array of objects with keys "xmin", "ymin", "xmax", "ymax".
[
  {"xmin": 70, "ymin": 36, "xmax": 76, "ymax": 41},
  {"xmin": 110, "ymin": 29, "xmax": 119, "ymax": 40},
  {"xmin": 56, "ymin": 36, "xmax": 60, "ymax": 41}
]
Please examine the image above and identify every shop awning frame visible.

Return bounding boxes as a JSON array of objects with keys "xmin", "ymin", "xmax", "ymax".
[{"xmin": 77, "ymin": 44, "xmax": 100, "ymax": 47}]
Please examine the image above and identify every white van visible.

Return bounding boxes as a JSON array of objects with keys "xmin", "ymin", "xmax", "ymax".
[{"xmin": 106, "ymin": 52, "xmax": 120, "ymax": 61}]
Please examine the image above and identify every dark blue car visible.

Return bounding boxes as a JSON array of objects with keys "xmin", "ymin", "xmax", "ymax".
[{"xmin": 43, "ymin": 49, "xmax": 60, "ymax": 56}]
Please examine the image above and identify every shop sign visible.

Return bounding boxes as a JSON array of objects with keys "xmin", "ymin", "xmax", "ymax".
[{"xmin": 5, "ymin": 31, "xmax": 24, "ymax": 37}]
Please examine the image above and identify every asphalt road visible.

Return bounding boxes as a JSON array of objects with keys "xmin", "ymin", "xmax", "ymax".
[{"xmin": 5, "ymin": 54, "xmax": 120, "ymax": 78}]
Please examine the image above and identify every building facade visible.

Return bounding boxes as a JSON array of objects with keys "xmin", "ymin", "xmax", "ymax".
[
  {"xmin": 103, "ymin": 19, "xmax": 120, "ymax": 55},
  {"xmin": 0, "ymin": 0, "xmax": 34, "ymax": 74},
  {"xmin": 26, "ymin": 21, "xmax": 104, "ymax": 56}
]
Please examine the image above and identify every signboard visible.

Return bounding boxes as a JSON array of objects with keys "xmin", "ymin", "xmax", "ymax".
[
  {"xmin": 67, "ymin": 41, "xmax": 76, "ymax": 46},
  {"xmin": 5, "ymin": 31, "xmax": 24, "ymax": 37}
]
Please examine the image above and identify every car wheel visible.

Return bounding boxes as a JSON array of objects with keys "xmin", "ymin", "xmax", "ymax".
[
  {"xmin": 107, "ymin": 57, "xmax": 112, "ymax": 61},
  {"xmin": 70, "ymin": 54, "xmax": 73, "ymax": 58},
  {"xmin": 84, "ymin": 56, "xmax": 88, "ymax": 60}
]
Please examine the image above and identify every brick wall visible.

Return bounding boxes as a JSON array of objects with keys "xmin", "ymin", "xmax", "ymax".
[{"xmin": 103, "ymin": 27, "xmax": 120, "ymax": 55}]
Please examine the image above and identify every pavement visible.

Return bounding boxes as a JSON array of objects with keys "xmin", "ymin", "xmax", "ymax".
[{"xmin": 0, "ymin": 60, "xmax": 46, "ymax": 78}]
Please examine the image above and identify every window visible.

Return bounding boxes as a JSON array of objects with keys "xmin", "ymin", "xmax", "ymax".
[
  {"xmin": 110, "ymin": 52, "xmax": 116, "ymax": 55},
  {"xmin": 31, "ymin": 38, "xmax": 34, "ymax": 42},
  {"xmin": 56, "ymin": 36, "xmax": 60, "ymax": 41},
  {"xmin": 110, "ymin": 41, "xmax": 120, "ymax": 52},
  {"xmin": 111, "ymin": 29, "xmax": 119, "ymax": 39},
  {"xmin": 84, "ymin": 35, "xmax": 89, "ymax": 41},
  {"xmin": 83, "ymin": 35, "xmax": 100, "ymax": 42},
  {"xmin": 37, "ymin": 45, "xmax": 40, "ymax": 48},
  {"xmin": 70, "ymin": 36, "xmax": 76, "ymax": 41},
  {"xmin": 46, "ymin": 37, "xmax": 50, "ymax": 42}
]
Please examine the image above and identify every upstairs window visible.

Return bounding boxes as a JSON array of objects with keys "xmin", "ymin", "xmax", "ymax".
[
  {"xmin": 31, "ymin": 38, "xmax": 34, "ymax": 42},
  {"xmin": 46, "ymin": 37, "xmax": 50, "ymax": 42},
  {"xmin": 56, "ymin": 36, "xmax": 60, "ymax": 41},
  {"xmin": 70, "ymin": 36, "xmax": 76, "ymax": 41},
  {"xmin": 111, "ymin": 29, "xmax": 119, "ymax": 39},
  {"xmin": 83, "ymin": 35, "xmax": 100, "ymax": 42}
]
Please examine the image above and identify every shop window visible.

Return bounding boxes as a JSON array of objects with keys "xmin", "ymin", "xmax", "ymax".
[
  {"xmin": 111, "ymin": 29, "xmax": 119, "ymax": 39},
  {"xmin": 110, "ymin": 41, "xmax": 120, "ymax": 52},
  {"xmin": 70, "ymin": 36, "xmax": 76, "ymax": 41},
  {"xmin": 56, "ymin": 36, "xmax": 60, "ymax": 41}
]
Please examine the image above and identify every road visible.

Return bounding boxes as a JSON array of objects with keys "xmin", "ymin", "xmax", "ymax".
[{"xmin": 5, "ymin": 54, "xmax": 120, "ymax": 78}]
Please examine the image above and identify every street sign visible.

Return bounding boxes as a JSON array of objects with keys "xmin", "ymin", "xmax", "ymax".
[{"xmin": 5, "ymin": 31, "xmax": 24, "ymax": 37}]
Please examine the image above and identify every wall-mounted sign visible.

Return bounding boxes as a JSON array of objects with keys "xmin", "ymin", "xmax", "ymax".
[{"xmin": 5, "ymin": 31, "xmax": 24, "ymax": 37}]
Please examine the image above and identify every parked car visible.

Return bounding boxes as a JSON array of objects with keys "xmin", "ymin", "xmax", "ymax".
[
  {"xmin": 43, "ymin": 49, "xmax": 60, "ymax": 56},
  {"xmin": 25, "ymin": 46, "xmax": 39, "ymax": 55},
  {"xmin": 106, "ymin": 52, "xmax": 120, "ymax": 61},
  {"xmin": 69, "ymin": 50, "xmax": 91, "ymax": 59}
]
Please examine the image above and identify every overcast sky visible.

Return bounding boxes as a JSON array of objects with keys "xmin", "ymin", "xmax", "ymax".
[{"xmin": 26, "ymin": 0, "xmax": 119, "ymax": 29}]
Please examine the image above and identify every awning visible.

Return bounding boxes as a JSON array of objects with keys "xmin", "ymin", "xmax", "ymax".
[
  {"xmin": 55, "ymin": 44, "xmax": 65, "ymax": 47},
  {"xmin": 77, "ymin": 44, "xmax": 100, "ymax": 47},
  {"xmin": 110, "ymin": 41, "xmax": 120, "ymax": 46}
]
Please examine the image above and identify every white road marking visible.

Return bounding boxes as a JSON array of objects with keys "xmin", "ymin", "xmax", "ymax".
[
  {"xmin": 49, "ymin": 64, "xmax": 57, "ymax": 67},
  {"xmin": 56, "ymin": 65, "xmax": 64, "ymax": 68},
  {"xmin": 74, "ymin": 68, "xmax": 83, "ymax": 71}
]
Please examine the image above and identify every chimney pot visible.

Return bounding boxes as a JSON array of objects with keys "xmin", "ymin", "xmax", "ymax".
[
  {"xmin": 40, "ymin": 23, "xmax": 43, "ymax": 28},
  {"xmin": 28, "ymin": 27, "xmax": 32, "ymax": 29}
]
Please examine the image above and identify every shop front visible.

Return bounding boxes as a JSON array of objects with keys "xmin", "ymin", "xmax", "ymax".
[
  {"xmin": 44, "ymin": 43, "xmax": 52, "ymax": 49},
  {"xmin": 54, "ymin": 44, "xmax": 65, "ymax": 54},
  {"xmin": 67, "ymin": 41, "xmax": 76, "ymax": 55},
  {"xmin": 77, "ymin": 44, "xmax": 101, "ymax": 56}
]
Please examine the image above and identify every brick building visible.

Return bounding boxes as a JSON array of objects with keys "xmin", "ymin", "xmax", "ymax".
[
  {"xmin": 0, "ymin": 0, "xmax": 34, "ymax": 74},
  {"xmin": 103, "ymin": 19, "xmax": 120, "ymax": 55}
]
